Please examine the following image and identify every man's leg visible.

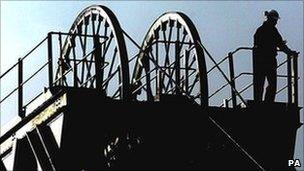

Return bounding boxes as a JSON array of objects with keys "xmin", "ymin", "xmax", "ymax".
[
  {"xmin": 253, "ymin": 65, "xmax": 266, "ymax": 102},
  {"xmin": 265, "ymin": 61, "xmax": 277, "ymax": 102}
]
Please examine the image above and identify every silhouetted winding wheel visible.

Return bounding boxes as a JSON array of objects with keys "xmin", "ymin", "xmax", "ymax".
[
  {"xmin": 53, "ymin": 5, "xmax": 136, "ymax": 167},
  {"xmin": 132, "ymin": 12, "xmax": 208, "ymax": 107},
  {"xmin": 54, "ymin": 5, "xmax": 130, "ymax": 100}
]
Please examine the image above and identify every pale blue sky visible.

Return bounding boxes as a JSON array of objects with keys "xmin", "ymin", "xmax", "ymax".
[{"xmin": 1, "ymin": 1, "xmax": 303, "ymax": 169}]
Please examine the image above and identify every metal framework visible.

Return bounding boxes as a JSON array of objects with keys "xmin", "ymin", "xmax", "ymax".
[
  {"xmin": 204, "ymin": 46, "xmax": 299, "ymax": 108},
  {"xmin": 131, "ymin": 12, "xmax": 208, "ymax": 107},
  {"xmin": 0, "ymin": 4, "xmax": 300, "ymax": 171},
  {"xmin": 54, "ymin": 5, "xmax": 130, "ymax": 100}
]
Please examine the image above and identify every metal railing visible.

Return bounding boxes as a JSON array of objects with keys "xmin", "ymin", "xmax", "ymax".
[
  {"xmin": 0, "ymin": 34, "xmax": 50, "ymax": 119},
  {"xmin": 0, "ymin": 32, "xmax": 105, "ymax": 120},
  {"xmin": 1, "ymin": 31, "xmax": 300, "ymax": 123},
  {"xmin": 203, "ymin": 45, "xmax": 299, "ymax": 108}
]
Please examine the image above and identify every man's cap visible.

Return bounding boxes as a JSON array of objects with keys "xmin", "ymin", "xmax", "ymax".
[{"xmin": 265, "ymin": 10, "xmax": 280, "ymax": 20}]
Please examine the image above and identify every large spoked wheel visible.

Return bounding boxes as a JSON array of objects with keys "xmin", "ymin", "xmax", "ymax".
[
  {"xmin": 132, "ymin": 12, "xmax": 208, "ymax": 106},
  {"xmin": 55, "ymin": 5, "xmax": 130, "ymax": 100}
]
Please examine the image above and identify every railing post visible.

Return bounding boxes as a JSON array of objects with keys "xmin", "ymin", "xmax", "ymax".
[
  {"xmin": 287, "ymin": 54, "xmax": 292, "ymax": 104},
  {"xmin": 292, "ymin": 53, "xmax": 298, "ymax": 106},
  {"xmin": 223, "ymin": 99, "xmax": 229, "ymax": 108},
  {"xmin": 47, "ymin": 33, "xmax": 53, "ymax": 88},
  {"xmin": 228, "ymin": 52, "xmax": 237, "ymax": 108},
  {"xmin": 58, "ymin": 32, "xmax": 64, "ymax": 86},
  {"xmin": 18, "ymin": 58, "xmax": 24, "ymax": 118}
]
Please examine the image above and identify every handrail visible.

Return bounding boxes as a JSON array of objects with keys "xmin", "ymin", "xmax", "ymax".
[
  {"xmin": 238, "ymin": 72, "xmax": 299, "ymax": 79},
  {"xmin": 52, "ymin": 47, "xmax": 97, "ymax": 85},
  {"xmin": 231, "ymin": 46, "xmax": 285, "ymax": 55},
  {"xmin": 0, "ymin": 32, "xmax": 106, "ymax": 81},
  {"xmin": 208, "ymin": 59, "xmax": 298, "ymax": 100},
  {"xmin": 49, "ymin": 31, "xmax": 108, "ymax": 39},
  {"xmin": 208, "ymin": 45, "xmax": 299, "ymax": 108},
  {"xmin": 0, "ymin": 37, "xmax": 48, "ymax": 79},
  {"xmin": 221, "ymin": 83, "xmax": 290, "ymax": 108},
  {"xmin": 207, "ymin": 47, "xmax": 287, "ymax": 76},
  {"xmin": 197, "ymin": 41, "xmax": 248, "ymax": 107},
  {"xmin": 0, "ymin": 31, "xmax": 107, "ymax": 120},
  {"xmin": 0, "ymin": 35, "xmax": 52, "ymax": 120},
  {"xmin": 230, "ymin": 47, "xmax": 253, "ymax": 55},
  {"xmin": 0, "ymin": 61, "xmax": 50, "ymax": 104}
]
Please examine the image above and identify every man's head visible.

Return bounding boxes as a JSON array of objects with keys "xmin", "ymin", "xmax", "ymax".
[{"xmin": 265, "ymin": 10, "xmax": 280, "ymax": 26}]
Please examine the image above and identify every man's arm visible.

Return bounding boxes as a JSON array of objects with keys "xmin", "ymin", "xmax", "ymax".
[{"xmin": 275, "ymin": 28, "xmax": 297, "ymax": 56}]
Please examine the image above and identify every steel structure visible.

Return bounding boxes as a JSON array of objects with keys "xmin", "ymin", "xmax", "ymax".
[
  {"xmin": 54, "ymin": 5, "xmax": 130, "ymax": 100},
  {"xmin": 0, "ymin": 4, "xmax": 301, "ymax": 171},
  {"xmin": 131, "ymin": 12, "xmax": 208, "ymax": 107}
]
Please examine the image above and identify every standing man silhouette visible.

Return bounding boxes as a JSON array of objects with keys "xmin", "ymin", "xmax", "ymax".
[{"xmin": 253, "ymin": 10, "xmax": 297, "ymax": 102}]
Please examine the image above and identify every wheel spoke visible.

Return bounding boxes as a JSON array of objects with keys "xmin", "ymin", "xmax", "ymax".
[
  {"xmin": 104, "ymin": 47, "xmax": 118, "ymax": 89},
  {"xmin": 55, "ymin": 5, "xmax": 129, "ymax": 100},
  {"xmin": 132, "ymin": 12, "xmax": 208, "ymax": 106}
]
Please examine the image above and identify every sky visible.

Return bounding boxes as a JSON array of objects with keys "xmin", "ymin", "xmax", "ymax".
[{"xmin": 0, "ymin": 1, "xmax": 303, "ymax": 170}]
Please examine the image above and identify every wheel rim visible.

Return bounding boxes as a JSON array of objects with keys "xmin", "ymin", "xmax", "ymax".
[
  {"xmin": 55, "ymin": 5, "xmax": 130, "ymax": 100},
  {"xmin": 132, "ymin": 12, "xmax": 208, "ymax": 106}
]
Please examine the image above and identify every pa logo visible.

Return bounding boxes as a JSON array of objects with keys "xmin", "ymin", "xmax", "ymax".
[{"xmin": 288, "ymin": 159, "xmax": 301, "ymax": 167}]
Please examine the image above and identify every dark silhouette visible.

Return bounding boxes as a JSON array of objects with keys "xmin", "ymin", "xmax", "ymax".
[
  {"xmin": 253, "ymin": 10, "xmax": 297, "ymax": 102},
  {"xmin": 0, "ymin": 5, "xmax": 301, "ymax": 171}
]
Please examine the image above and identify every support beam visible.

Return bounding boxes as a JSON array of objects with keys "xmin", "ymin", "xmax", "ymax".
[
  {"xmin": 27, "ymin": 128, "xmax": 56, "ymax": 171},
  {"xmin": 13, "ymin": 137, "xmax": 37, "ymax": 170}
]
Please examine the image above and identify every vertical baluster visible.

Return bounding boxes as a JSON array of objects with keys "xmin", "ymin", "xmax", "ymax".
[
  {"xmin": 287, "ymin": 54, "xmax": 292, "ymax": 104},
  {"xmin": 18, "ymin": 58, "xmax": 24, "ymax": 118},
  {"xmin": 47, "ymin": 33, "xmax": 53, "ymax": 88},
  {"xmin": 228, "ymin": 52, "xmax": 236, "ymax": 108},
  {"xmin": 292, "ymin": 53, "xmax": 298, "ymax": 106}
]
